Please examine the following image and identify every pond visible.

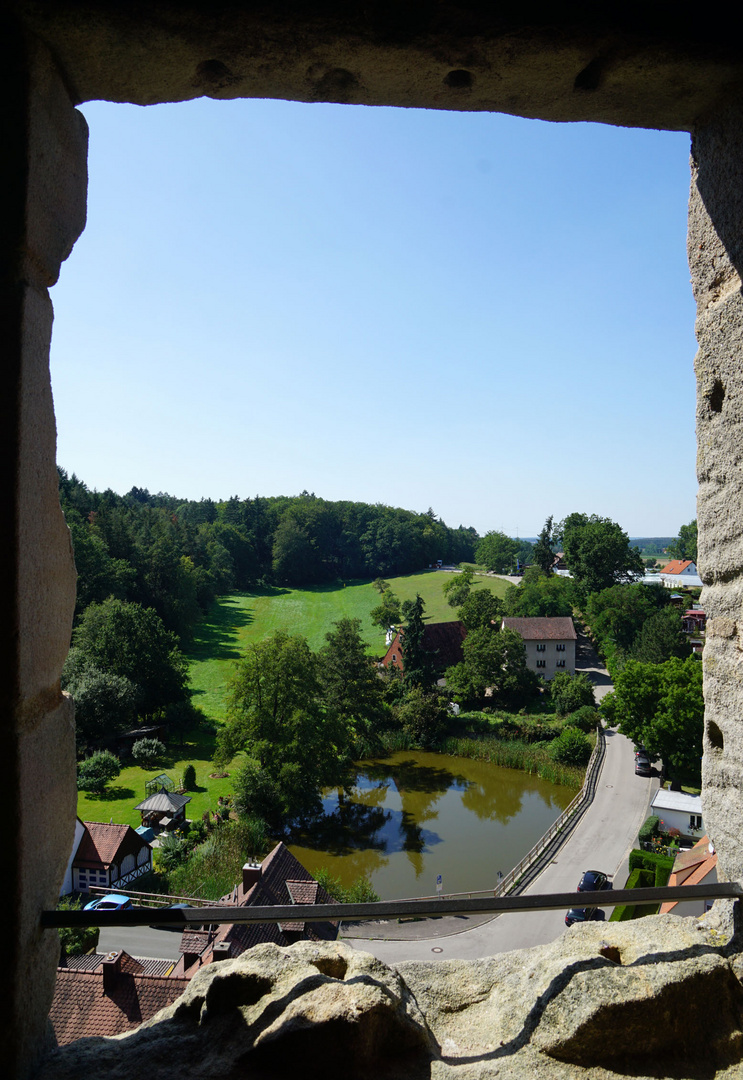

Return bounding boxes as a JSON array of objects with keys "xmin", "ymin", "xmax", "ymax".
[{"xmin": 288, "ymin": 750, "xmax": 576, "ymax": 900}]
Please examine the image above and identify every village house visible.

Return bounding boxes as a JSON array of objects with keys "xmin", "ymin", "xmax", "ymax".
[
  {"xmin": 651, "ymin": 789, "xmax": 704, "ymax": 843},
  {"xmin": 61, "ymin": 820, "xmax": 153, "ymax": 896},
  {"xmin": 659, "ymin": 559, "xmax": 703, "ymax": 589},
  {"xmin": 501, "ymin": 617, "xmax": 577, "ymax": 680},
  {"xmin": 382, "ymin": 621, "xmax": 467, "ymax": 676},
  {"xmin": 659, "ymin": 836, "xmax": 718, "ymax": 918}
]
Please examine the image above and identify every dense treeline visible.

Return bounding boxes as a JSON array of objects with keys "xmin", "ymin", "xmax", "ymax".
[{"xmin": 59, "ymin": 469, "xmax": 479, "ymax": 644}]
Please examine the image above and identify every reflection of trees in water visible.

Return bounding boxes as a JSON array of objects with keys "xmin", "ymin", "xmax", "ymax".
[
  {"xmin": 365, "ymin": 757, "xmax": 463, "ymax": 859},
  {"xmin": 457, "ymin": 759, "xmax": 572, "ymax": 824},
  {"xmin": 460, "ymin": 776, "xmax": 525, "ymax": 824},
  {"xmin": 291, "ymin": 796, "xmax": 390, "ymax": 856}
]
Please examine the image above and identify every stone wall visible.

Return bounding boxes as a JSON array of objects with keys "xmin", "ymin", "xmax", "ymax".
[
  {"xmin": 691, "ymin": 100, "xmax": 743, "ymax": 883},
  {"xmin": 4, "ymin": 3, "xmax": 743, "ymax": 1077}
]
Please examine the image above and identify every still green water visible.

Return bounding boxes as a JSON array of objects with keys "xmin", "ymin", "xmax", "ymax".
[{"xmin": 288, "ymin": 750, "xmax": 575, "ymax": 900}]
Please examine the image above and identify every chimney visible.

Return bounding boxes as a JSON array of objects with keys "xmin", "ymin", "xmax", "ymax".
[
  {"xmin": 213, "ymin": 941, "xmax": 232, "ymax": 962},
  {"xmin": 242, "ymin": 862, "xmax": 261, "ymax": 892},
  {"xmin": 101, "ymin": 951, "xmax": 122, "ymax": 994}
]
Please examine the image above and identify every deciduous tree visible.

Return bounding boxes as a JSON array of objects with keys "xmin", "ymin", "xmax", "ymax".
[
  {"xmin": 666, "ymin": 519, "xmax": 698, "ymax": 563},
  {"xmin": 560, "ymin": 513, "xmax": 644, "ymax": 594},
  {"xmin": 475, "ymin": 531, "xmax": 520, "ymax": 574},
  {"xmin": 601, "ymin": 656, "xmax": 703, "ymax": 781}
]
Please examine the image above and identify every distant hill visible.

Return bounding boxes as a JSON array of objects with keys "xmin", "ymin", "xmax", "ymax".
[{"xmin": 630, "ymin": 537, "xmax": 675, "ymax": 556}]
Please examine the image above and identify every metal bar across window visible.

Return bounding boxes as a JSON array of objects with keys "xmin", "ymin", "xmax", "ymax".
[{"xmin": 41, "ymin": 882, "xmax": 742, "ymax": 929}]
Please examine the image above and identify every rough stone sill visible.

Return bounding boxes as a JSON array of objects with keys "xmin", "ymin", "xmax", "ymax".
[{"xmin": 39, "ymin": 903, "xmax": 743, "ymax": 1080}]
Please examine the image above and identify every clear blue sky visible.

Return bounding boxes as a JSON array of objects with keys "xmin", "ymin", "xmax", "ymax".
[{"xmin": 49, "ymin": 97, "xmax": 696, "ymax": 538}]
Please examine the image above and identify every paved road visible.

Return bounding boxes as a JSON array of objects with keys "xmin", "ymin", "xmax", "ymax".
[{"xmin": 98, "ymin": 923, "xmax": 186, "ymax": 960}]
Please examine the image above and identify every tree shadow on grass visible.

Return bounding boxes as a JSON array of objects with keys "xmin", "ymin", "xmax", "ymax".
[
  {"xmin": 88, "ymin": 786, "xmax": 135, "ymax": 801},
  {"xmin": 189, "ymin": 592, "xmax": 268, "ymax": 662}
]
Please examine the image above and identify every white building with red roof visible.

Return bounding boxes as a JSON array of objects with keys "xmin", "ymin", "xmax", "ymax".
[
  {"xmin": 659, "ymin": 560, "xmax": 702, "ymax": 588},
  {"xmin": 62, "ymin": 819, "xmax": 153, "ymax": 896}
]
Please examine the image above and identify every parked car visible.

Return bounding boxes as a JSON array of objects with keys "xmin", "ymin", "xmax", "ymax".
[
  {"xmin": 149, "ymin": 902, "xmax": 191, "ymax": 930},
  {"xmin": 83, "ymin": 893, "xmax": 133, "ymax": 912},
  {"xmin": 565, "ymin": 906, "xmax": 606, "ymax": 927},
  {"xmin": 577, "ymin": 870, "xmax": 612, "ymax": 892},
  {"xmin": 635, "ymin": 752, "xmax": 652, "ymax": 776}
]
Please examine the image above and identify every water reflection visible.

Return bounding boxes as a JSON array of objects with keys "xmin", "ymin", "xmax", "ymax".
[{"xmin": 288, "ymin": 750, "xmax": 575, "ymax": 900}]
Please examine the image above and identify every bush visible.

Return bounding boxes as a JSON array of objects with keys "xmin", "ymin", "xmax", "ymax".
[
  {"xmin": 158, "ymin": 831, "xmax": 188, "ymax": 871},
  {"xmin": 550, "ymin": 672, "xmax": 596, "ymax": 715},
  {"xmin": 638, "ymin": 815, "xmax": 661, "ymax": 844},
  {"xmin": 315, "ymin": 867, "xmax": 380, "ymax": 903},
  {"xmin": 549, "ymin": 726, "xmax": 592, "ymax": 766},
  {"xmin": 567, "ymin": 705, "xmax": 601, "ymax": 734},
  {"xmin": 77, "ymin": 750, "xmax": 121, "ymax": 792},
  {"xmin": 627, "ymin": 848, "xmax": 674, "ymax": 879},
  {"xmin": 182, "ymin": 763, "xmax": 197, "ymax": 791},
  {"xmin": 132, "ymin": 737, "xmax": 166, "ymax": 769},
  {"xmin": 56, "ymin": 895, "xmax": 99, "ymax": 957}
]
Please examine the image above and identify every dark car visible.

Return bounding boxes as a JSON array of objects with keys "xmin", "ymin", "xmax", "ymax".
[
  {"xmin": 635, "ymin": 753, "xmax": 652, "ymax": 776},
  {"xmin": 577, "ymin": 870, "xmax": 612, "ymax": 892},
  {"xmin": 149, "ymin": 902, "xmax": 192, "ymax": 930},
  {"xmin": 565, "ymin": 906, "xmax": 606, "ymax": 927}
]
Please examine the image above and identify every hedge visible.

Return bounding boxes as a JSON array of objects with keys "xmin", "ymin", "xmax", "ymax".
[
  {"xmin": 628, "ymin": 849, "xmax": 674, "ymax": 876},
  {"xmin": 609, "ymin": 852, "xmax": 673, "ymax": 921},
  {"xmin": 638, "ymin": 815, "xmax": 661, "ymax": 844}
]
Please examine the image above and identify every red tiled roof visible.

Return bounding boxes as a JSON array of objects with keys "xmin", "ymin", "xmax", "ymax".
[
  {"xmin": 660, "ymin": 560, "xmax": 694, "ymax": 574},
  {"xmin": 659, "ymin": 836, "xmax": 717, "ymax": 914},
  {"xmin": 383, "ymin": 621, "xmax": 467, "ymax": 671},
  {"xmin": 76, "ymin": 822, "xmax": 132, "ymax": 867},
  {"xmin": 50, "ymin": 953, "xmax": 188, "ymax": 1045},
  {"xmin": 181, "ymin": 842, "xmax": 337, "ymax": 972},
  {"xmin": 502, "ymin": 617, "xmax": 577, "ymax": 641}
]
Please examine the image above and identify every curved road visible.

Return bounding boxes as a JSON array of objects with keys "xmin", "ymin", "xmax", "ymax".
[{"xmin": 343, "ymin": 644, "xmax": 659, "ymax": 964}]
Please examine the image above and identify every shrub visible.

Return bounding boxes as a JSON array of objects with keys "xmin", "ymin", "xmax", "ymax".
[
  {"xmin": 550, "ymin": 672, "xmax": 596, "ymax": 715},
  {"xmin": 315, "ymin": 867, "xmax": 380, "ymax": 903},
  {"xmin": 638, "ymin": 815, "xmax": 661, "ymax": 844},
  {"xmin": 158, "ymin": 831, "xmax": 188, "ymax": 871},
  {"xmin": 132, "ymin": 737, "xmax": 166, "ymax": 769},
  {"xmin": 56, "ymin": 895, "xmax": 99, "ymax": 956},
  {"xmin": 567, "ymin": 705, "xmax": 600, "ymax": 734},
  {"xmin": 549, "ymin": 726, "xmax": 592, "ymax": 766},
  {"xmin": 77, "ymin": 750, "xmax": 121, "ymax": 793},
  {"xmin": 627, "ymin": 848, "xmax": 674, "ymax": 879},
  {"xmin": 182, "ymin": 763, "xmax": 197, "ymax": 790}
]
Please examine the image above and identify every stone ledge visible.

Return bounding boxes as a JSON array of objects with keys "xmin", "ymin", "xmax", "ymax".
[{"xmin": 38, "ymin": 909, "xmax": 743, "ymax": 1079}]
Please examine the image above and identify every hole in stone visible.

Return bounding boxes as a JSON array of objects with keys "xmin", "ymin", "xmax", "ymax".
[
  {"xmin": 574, "ymin": 58, "xmax": 605, "ymax": 91},
  {"xmin": 310, "ymin": 955, "xmax": 349, "ymax": 980},
  {"xmin": 708, "ymin": 378, "xmax": 725, "ymax": 413},
  {"xmin": 708, "ymin": 721, "xmax": 724, "ymax": 751},
  {"xmin": 444, "ymin": 69, "xmax": 472, "ymax": 89}
]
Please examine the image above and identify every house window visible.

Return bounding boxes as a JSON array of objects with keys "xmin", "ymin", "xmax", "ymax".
[
  {"xmin": 536, "ymin": 659, "xmax": 546, "ymax": 668},
  {"xmin": 556, "ymin": 660, "xmax": 566, "ymax": 668},
  {"xmin": 392, "ymin": 654, "xmax": 396, "ymax": 662},
  {"xmin": 536, "ymin": 644, "xmax": 546, "ymax": 652},
  {"xmin": 556, "ymin": 643, "xmax": 566, "ymax": 652},
  {"xmin": 690, "ymin": 814, "xmax": 702, "ymax": 830}
]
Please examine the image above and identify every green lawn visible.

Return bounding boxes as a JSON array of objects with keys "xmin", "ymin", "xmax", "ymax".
[
  {"xmin": 76, "ymin": 725, "xmax": 243, "ymax": 828},
  {"xmin": 187, "ymin": 570, "xmax": 510, "ymax": 720}
]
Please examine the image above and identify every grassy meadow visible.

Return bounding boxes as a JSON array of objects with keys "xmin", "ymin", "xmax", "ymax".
[{"xmin": 188, "ymin": 569, "xmax": 510, "ymax": 720}]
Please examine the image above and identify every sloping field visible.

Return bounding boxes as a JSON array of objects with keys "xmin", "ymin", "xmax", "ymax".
[{"xmin": 188, "ymin": 570, "xmax": 510, "ymax": 720}]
